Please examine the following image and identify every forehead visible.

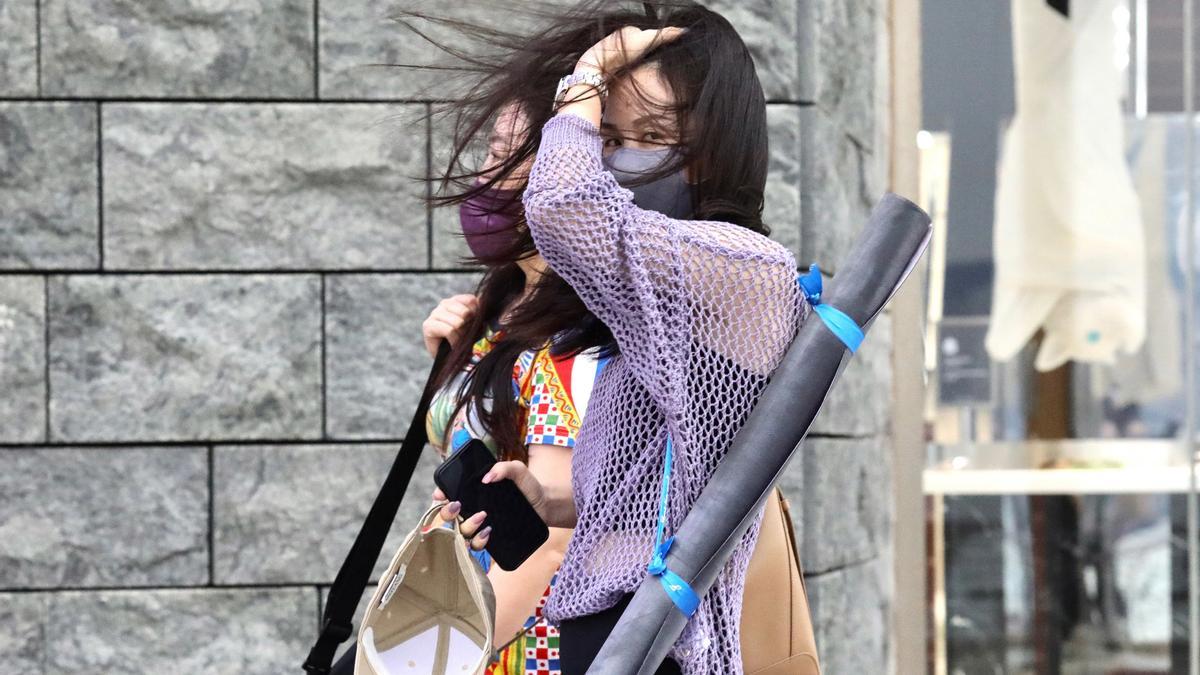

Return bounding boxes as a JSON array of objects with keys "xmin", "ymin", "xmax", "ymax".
[
  {"xmin": 604, "ymin": 64, "xmax": 675, "ymax": 127},
  {"xmin": 492, "ymin": 103, "xmax": 530, "ymax": 144}
]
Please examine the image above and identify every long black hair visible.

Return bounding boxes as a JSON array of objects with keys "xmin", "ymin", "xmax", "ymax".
[{"xmin": 398, "ymin": 1, "xmax": 771, "ymax": 460}]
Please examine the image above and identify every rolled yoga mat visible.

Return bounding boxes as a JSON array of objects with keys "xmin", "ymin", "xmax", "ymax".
[{"xmin": 587, "ymin": 192, "xmax": 932, "ymax": 675}]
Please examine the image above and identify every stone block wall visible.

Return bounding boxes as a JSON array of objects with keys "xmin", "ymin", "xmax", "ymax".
[{"xmin": 0, "ymin": 1, "xmax": 893, "ymax": 672}]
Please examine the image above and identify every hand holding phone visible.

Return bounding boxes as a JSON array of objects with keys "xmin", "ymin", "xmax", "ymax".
[{"xmin": 433, "ymin": 439, "xmax": 549, "ymax": 571}]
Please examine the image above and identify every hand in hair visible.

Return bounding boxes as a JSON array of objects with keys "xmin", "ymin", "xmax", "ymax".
[
  {"xmin": 560, "ymin": 26, "xmax": 686, "ymax": 128},
  {"xmin": 421, "ymin": 294, "xmax": 479, "ymax": 358},
  {"xmin": 576, "ymin": 26, "xmax": 687, "ymax": 76}
]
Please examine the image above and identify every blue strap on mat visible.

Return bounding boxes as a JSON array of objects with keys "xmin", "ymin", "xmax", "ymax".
[
  {"xmin": 644, "ymin": 263, "xmax": 864, "ymax": 618},
  {"xmin": 797, "ymin": 263, "xmax": 864, "ymax": 353}
]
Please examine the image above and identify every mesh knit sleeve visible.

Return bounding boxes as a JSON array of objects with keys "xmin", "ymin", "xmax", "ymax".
[{"xmin": 522, "ymin": 113, "xmax": 801, "ymax": 419}]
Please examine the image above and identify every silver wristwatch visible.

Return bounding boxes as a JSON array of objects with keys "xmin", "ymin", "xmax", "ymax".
[{"xmin": 554, "ymin": 71, "xmax": 607, "ymax": 108}]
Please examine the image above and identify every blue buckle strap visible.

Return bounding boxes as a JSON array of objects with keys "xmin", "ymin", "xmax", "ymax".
[
  {"xmin": 647, "ymin": 434, "xmax": 701, "ymax": 617},
  {"xmin": 797, "ymin": 263, "xmax": 864, "ymax": 353}
]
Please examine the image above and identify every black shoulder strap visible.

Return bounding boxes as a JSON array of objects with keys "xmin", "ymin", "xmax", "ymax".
[{"xmin": 303, "ymin": 341, "xmax": 452, "ymax": 674}]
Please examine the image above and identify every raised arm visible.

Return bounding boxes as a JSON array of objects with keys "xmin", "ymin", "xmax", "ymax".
[
  {"xmin": 527, "ymin": 26, "xmax": 799, "ymax": 393},
  {"xmin": 523, "ymin": 113, "xmax": 799, "ymax": 388}
]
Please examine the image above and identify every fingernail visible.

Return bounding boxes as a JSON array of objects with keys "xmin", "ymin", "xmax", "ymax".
[
  {"xmin": 469, "ymin": 511, "xmax": 487, "ymax": 524},
  {"xmin": 447, "ymin": 501, "xmax": 461, "ymax": 516},
  {"xmin": 478, "ymin": 526, "xmax": 492, "ymax": 539},
  {"xmin": 481, "ymin": 472, "xmax": 495, "ymax": 484}
]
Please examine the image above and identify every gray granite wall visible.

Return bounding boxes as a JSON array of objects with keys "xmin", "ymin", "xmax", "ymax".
[{"xmin": 0, "ymin": 1, "xmax": 893, "ymax": 672}]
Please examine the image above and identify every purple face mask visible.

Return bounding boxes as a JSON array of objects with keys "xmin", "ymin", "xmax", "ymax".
[{"xmin": 459, "ymin": 186, "xmax": 523, "ymax": 260}]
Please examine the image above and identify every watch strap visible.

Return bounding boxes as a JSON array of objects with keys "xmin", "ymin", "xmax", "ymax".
[{"xmin": 555, "ymin": 71, "xmax": 607, "ymax": 108}]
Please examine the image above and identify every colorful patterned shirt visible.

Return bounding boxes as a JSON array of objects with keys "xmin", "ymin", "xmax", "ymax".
[
  {"xmin": 425, "ymin": 325, "xmax": 609, "ymax": 675},
  {"xmin": 426, "ymin": 327, "xmax": 608, "ymax": 457}
]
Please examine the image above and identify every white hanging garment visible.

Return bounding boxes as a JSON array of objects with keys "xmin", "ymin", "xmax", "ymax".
[{"xmin": 986, "ymin": 0, "xmax": 1146, "ymax": 370}]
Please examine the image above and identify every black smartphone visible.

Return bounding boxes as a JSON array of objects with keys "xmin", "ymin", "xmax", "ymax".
[{"xmin": 433, "ymin": 438, "xmax": 549, "ymax": 571}]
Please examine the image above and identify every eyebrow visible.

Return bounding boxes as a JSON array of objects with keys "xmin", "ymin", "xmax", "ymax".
[
  {"xmin": 634, "ymin": 114, "xmax": 669, "ymax": 128},
  {"xmin": 601, "ymin": 116, "xmax": 677, "ymax": 134}
]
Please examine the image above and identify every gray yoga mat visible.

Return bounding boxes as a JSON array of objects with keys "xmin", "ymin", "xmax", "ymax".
[{"xmin": 587, "ymin": 192, "xmax": 932, "ymax": 674}]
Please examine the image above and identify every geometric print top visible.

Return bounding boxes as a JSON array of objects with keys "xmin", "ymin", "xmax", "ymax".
[
  {"xmin": 425, "ymin": 326, "xmax": 609, "ymax": 675},
  {"xmin": 426, "ymin": 325, "xmax": 609, "ymax": 458},
  {"xmin": 518, "ymin": 342, "xmax": 607, "ymax": 448}
]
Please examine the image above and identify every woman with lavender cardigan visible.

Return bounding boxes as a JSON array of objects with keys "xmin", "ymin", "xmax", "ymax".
[{"xmin": 445, "ymin": 10, "xmax": 808, "ymax": 674}]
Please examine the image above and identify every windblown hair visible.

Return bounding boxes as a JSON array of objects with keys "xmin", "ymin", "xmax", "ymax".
[{"xmin": 396, "ymin": 1, "xmax": 770, "ymax": 460}]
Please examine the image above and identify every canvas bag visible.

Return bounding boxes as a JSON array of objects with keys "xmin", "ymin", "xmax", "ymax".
[
  {"xmin": 355, "ymin": 503, "xmax": 497, "ymax": 675},
  {"xmin": 305, "ymin": 346, "xmax": 454, "ymax": 674},
  {"xmin": 741, "ymin": 488, "xmax": 820, "ymax": 674}
]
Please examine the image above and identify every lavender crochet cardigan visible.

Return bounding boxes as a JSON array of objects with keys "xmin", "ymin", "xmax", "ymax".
[{"xmin": 522, "ymin": 113, "xmax": 806, "ymax": 674}]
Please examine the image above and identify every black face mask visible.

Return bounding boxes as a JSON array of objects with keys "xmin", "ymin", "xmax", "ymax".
[{"xmin": 602, "ymin": 147, "xmax": 692, "ymax": 219}]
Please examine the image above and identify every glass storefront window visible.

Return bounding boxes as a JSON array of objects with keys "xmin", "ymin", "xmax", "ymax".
[{"xmin": 920, "ymin": 1, "xmax": 1199, "ymax": 672}]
